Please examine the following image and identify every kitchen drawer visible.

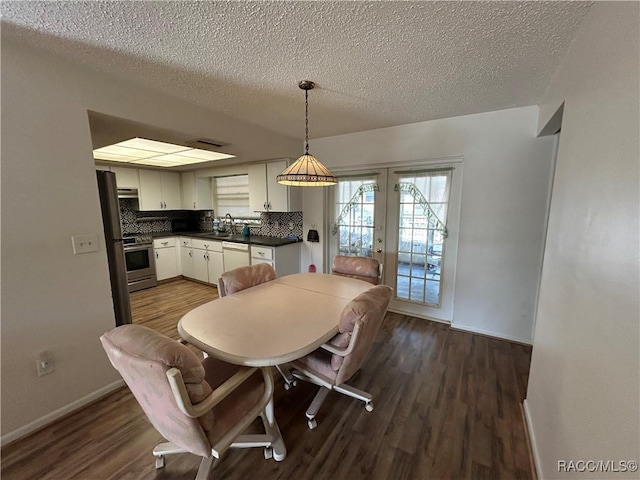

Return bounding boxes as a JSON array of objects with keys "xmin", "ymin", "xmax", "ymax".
[
  {"xmin": 179, "ymin": 237, "xmax": 192, "ymax": 248},
  {"xmin": 192, "ymin": 238, "xmax": 223, "ymax": 252},
  {"xmin": 251, "ymin": 245, "xmax": 273, "ymax": 261},
  {"xmin": 153, "ymin": 237, "xmax": 176, "ymax": 248}
]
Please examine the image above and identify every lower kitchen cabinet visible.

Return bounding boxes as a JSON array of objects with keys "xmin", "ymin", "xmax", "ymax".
[
  {"xmin": 250, "ymin": 243, "xmax": 300, "ymax": 276},
  {"xmin": 192, "ymin": 239, "xmax": 223, "ymax": 286},
  {"xmin": 179, "ymin": 237, "xmax": 194, "ymax": 279},
  {"xmin": 153, "ymin": 238, "xmax": 178, "ymax": 281}
]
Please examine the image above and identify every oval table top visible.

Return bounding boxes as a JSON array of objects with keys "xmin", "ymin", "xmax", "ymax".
[{"xmin": 178, "ymin": 273, "xmax": 373, "ymax": 367}]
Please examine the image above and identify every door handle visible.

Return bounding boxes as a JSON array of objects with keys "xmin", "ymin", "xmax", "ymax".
[{"xmin": 375, "ymin": 248, "xmax": 383, "ymax": 253}]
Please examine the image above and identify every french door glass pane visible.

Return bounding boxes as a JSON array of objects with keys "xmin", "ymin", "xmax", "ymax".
[
  {"xmin": 395, "ymin": 172, "xmax": 450, "ymax": 306},
  {"xmin": 336, "ymin": 178, "xmax": 376, "ymax": 258}
]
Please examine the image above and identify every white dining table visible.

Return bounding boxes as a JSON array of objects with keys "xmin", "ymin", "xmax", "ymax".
[
  {"xmin": 178, "ymin": 273, "xmax": 373, "ymax": 367},
  {"xmin": 177, "ymin": 273, "xmax": 373, "ymax": 462}
]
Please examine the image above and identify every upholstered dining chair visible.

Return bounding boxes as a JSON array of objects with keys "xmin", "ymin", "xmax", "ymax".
[
  {"xmin": 217, "ymin": 263, "xmax": 277, "ymax": 297},
  {"xmin": 280, "ymin": 284, "xmax": 393, "ymax": 429},
  {"xmin": 331, "ymin": 255, "xmax": 381, "ymax": 285},
  {"xmin": 100, "ymin": 324, "xmax": 285, "ymax": 480}
]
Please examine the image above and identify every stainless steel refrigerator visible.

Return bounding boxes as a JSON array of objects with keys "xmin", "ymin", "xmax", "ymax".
[{"xmin": 96, "ymin": 170, "xmax": 132, "ymax": 326}]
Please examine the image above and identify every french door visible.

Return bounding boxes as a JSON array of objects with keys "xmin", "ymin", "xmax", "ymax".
[{"xmin": 328, "ymin": 163, "xmax": 462, "ymax": 322}]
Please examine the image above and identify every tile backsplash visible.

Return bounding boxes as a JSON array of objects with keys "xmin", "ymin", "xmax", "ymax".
[
  {"xmin": 255, "ymin": 211, "xmax": 303, "ymax": 238},
  {"xmin": 119, "ymin": 199, "xmax": 302, "ymax": 238},
  {"xmin": 119, "ymin": 199, "xmax": 199, "ymax": 235}
]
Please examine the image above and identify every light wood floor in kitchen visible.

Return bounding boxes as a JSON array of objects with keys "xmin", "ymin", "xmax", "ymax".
[{"xmin": 1, "ymin": 278, "xmax": 534, "ymax": 480}]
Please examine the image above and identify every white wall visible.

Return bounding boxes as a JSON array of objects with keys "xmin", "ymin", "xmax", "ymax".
[
  {"xmin": 525, "ymin": 3, "xmax": 640, "ymax": 479},
  {"xmin": 304, "ymin": 106, "xmax": 555, "ymax": 343},
  {"xmin": 0, "ymin": 39, "xmax": 299, "ymax": 442}
]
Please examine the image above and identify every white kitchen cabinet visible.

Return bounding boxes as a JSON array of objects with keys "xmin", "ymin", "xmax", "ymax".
[
  {"xmin": 111, "ymin": 166, "xmax": 140, "ymax": 189},
  {"xmin": 250, "ymin": 243, "xmax": 300, "ymax": 276},
  {"xmin": 208, "ymin": 250, "xmax": 224, "ymax": 287},
  {"xmin": 192, "ymin": 239, "xmax": 223, "ymax": 286},
  {"xmin": 248, "ymin": 160, "xmax": 302, "ymax": 212},
  {"xmin": 153, "ymin": 237, "xmax": 178, "ymax": 281},
  {"xmin": 162, "ymin": 172, "xmax": 182, "ymax": 209},
  {"xmin": 181, "ymin": 172, "xmax": 213, "ymax": 210},
  {"xmin": 138, "ymin": 170, "xmax": 182, "ymax": 210},
  {"xmin": 179, "ymin": 237, "xmax": 194, "ymax": 279}
]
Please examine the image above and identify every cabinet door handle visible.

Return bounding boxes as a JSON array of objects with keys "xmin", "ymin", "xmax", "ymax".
[
  {"xmin": 193, "ymin": 202, "xmax": 196, "ymax": 209},
  {"xmin": 189, "ymin": 251, "xmax": 192, "ymax": 257},
  {"xmin": 156, "ymin": 252, "xmax": 159, "ymax": 259}
]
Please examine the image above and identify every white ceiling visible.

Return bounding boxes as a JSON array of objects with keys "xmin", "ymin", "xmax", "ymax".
[{"xmin": 1, "ymin": 1, "xmax": 592, "ymax": 142}]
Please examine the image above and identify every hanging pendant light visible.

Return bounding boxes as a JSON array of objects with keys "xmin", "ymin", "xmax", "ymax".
[{"xmin": 276, "ymin": 80, "xmax": 337, "ymax": 187}]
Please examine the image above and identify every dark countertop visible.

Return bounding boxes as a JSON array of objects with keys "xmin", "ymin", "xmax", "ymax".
[{"xmin": 151, "ymin": 231, "xmax": 299, "ymax": 247}]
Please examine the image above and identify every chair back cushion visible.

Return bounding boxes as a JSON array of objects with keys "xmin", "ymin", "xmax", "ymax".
[
  {"xmin": 220, "ymin": 264, "xmax": 276, "ymax": 295},
  {"xmin": 100, "ymin": 325, "xmax": 213, "ymax": 457},
  {"xmin": 332, "ymin": 285, "xmax": 393, "ymax": 385},
  {"xmin": 331, "ymin": 255, "xmax": 380, "ymax": 285}
]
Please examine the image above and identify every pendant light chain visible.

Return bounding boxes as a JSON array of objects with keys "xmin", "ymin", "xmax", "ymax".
[
  {"xmin": 305, "ymin": 88, "xmax": 310, "ymax": 155},
  {"xmin": 275, "ymin": 79, "xmax": 337, "ymax": 186}
]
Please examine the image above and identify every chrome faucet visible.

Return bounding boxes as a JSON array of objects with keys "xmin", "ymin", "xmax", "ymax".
[{"xmin": 225, "ymin": 213, "xmax": 235, "ymax": 234}]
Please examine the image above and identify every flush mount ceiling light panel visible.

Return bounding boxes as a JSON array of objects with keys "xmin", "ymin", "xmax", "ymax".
[
  {"xmin": 93, "ymin": 137, "xmax": 235, "ymax": 167},
  {"xmin": 276, "ymin": 81, "xmax": 337, "ymax": 187}
]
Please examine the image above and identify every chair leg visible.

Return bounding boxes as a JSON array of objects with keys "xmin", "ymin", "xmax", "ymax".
[
  {"xmin": 333, "ymin": 383, "xmax": 374, "ymax": 411},
  {"xmin": 275, "ymin": 364, "xmax": 297, "ymax": 390},
  {"xmin": 262, "ymin": 400, "xmax": 287, "ymax": 461},
  {"xmin": 195, "ymin": 456, "xmax": 216, "ymax": 480},
  {"xmin": 153, "ymin": 441, "xmax": 187, "ymax": 469},
  {"xmin": 306, "ymin": 387, "xmax": 330, "ymax": 429}
]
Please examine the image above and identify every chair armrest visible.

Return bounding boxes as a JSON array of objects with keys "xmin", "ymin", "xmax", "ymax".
[
  {"xmin": 320, "ymin": 320, "xmax": 363, "ymax": 357},
  {"xmin": 217, "ymin": 278, "xmax": 227, "ymax": 297},
  {"xmin": 167, "ymin": 366, "xmax": 258, "ymax": 418}
]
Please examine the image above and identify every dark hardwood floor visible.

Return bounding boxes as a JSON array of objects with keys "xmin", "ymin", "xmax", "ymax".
[{"xmin": 1, "ymin": 278, "xmax": 533, "ymax": 479}]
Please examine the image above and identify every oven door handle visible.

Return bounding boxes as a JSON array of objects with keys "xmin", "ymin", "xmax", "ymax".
[{"xmin": 124, "ymin": 245, "xmax": 153, "ymax": 253}]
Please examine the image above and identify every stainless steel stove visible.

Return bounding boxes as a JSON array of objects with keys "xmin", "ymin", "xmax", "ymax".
[{"xmin": 123, "ymin": 234, "xmax": 157, "ymax": 292}]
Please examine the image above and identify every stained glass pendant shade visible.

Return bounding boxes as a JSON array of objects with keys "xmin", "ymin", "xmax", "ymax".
[{"xmin": 276, "ymin": 81, "xmax": 337, "ymax": 187}]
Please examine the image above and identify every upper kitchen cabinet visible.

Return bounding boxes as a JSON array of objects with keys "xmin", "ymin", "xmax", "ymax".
[
  {"xmin": 181, "ymin": 172, "xmax": 213, "ymax": 210},
  {"xmin": 110, "ymin": 166, "xmax": 140, "ymax": 189},
  {"xmin": 248, "ymin": 160, "xmax": 301, "ymax": 212},
  {"xmin": 138, "ymin": 170, "xmax": 181, "ymax": 210}
]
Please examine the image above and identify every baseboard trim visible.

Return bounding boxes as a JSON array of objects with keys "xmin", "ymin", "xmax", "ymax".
[
  {"xmin": 522, "ymin": 399, "xmax": 542, "ymax": 480},
  {"xmin": 386, "ymin": 307, "xmax": 451, "ymax": 324},
  {"xmin": 451, "ymin": 323, "xmax": 533, "ymax": 346},
  {"xmin": 0, "ymin": 379, "xmax": 125, "ymax": 447}
]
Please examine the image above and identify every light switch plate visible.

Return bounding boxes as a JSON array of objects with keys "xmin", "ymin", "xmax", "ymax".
[{"xmin": 72, "ymin": 234, "xmax": 99, "ymax": 254}]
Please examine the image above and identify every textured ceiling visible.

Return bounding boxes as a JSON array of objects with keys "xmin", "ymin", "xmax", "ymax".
[{"xmin": 1, "ymin": 1, "xmax": 592, "ymax": 141}]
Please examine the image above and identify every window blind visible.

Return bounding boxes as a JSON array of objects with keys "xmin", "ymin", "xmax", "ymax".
[{"xmin": 213, "ymin": 175, "xmax": 251, "ymax": 217}]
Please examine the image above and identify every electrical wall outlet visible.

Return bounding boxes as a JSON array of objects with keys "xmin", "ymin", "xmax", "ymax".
[
  {"xmin": 36, "ymin": 351, "xmax": 55, "ymax": 376},
  {"xmin": 71, "ymin": 234, "xmax": 99, "ymax": 254}
]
